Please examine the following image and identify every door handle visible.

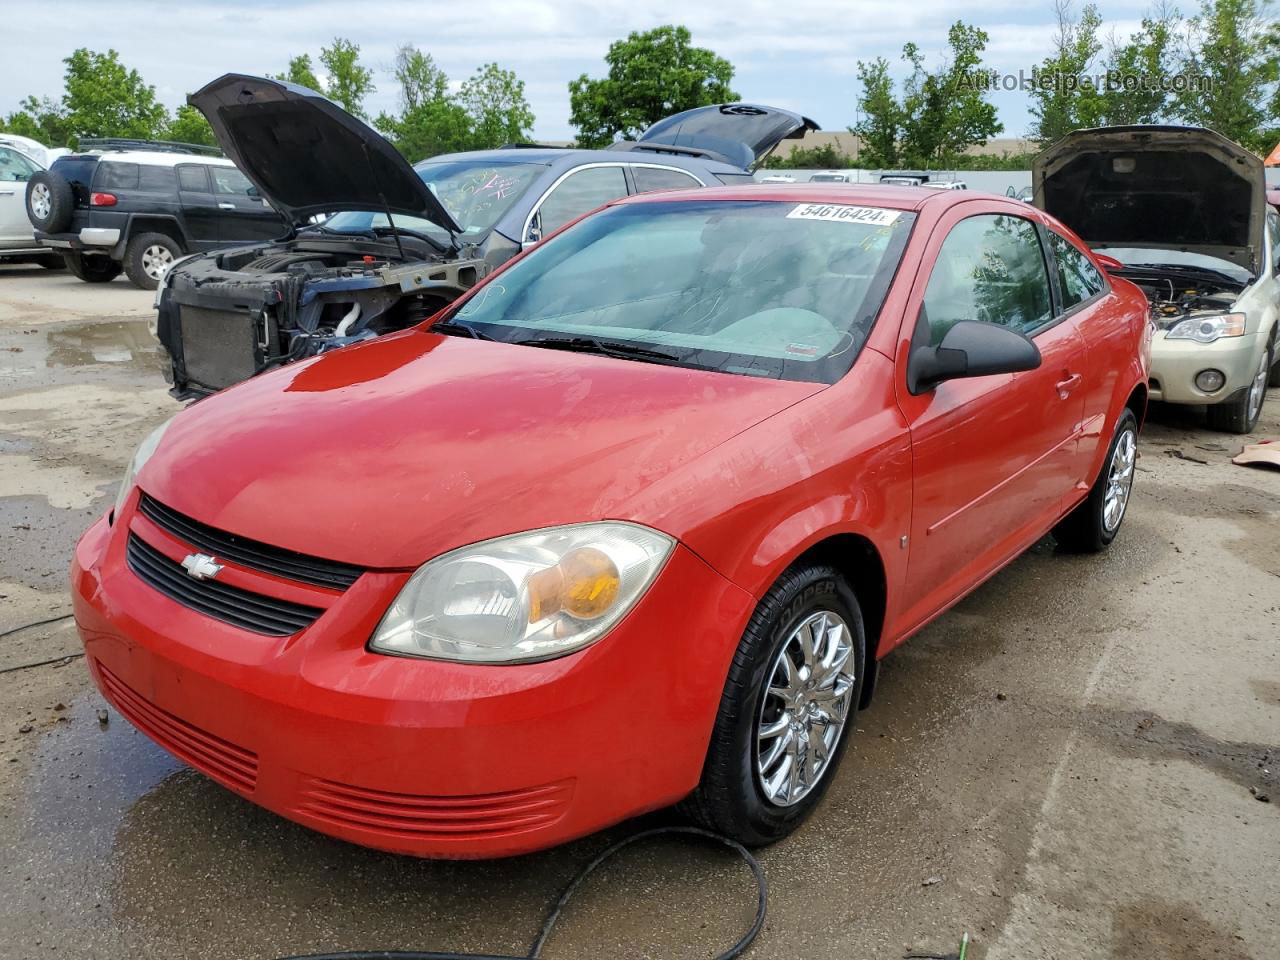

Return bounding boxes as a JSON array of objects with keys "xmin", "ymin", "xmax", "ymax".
[
  {"xmin": 217, "ymin": 202, "xmax": 235, "ymax": 210},
  {"xmin": 0, "ymin": 190, "xmax": 16, "ymax": 196},
  {"xmin": 1056, "ymin": 373, "xmax": 1083, "ymax": 398}
]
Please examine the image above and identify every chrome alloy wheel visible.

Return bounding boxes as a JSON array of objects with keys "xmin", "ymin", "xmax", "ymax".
[
  {"xmin": 755, "ymin": 610, "xmax": 855, "ymax": 807},
  {"xmin": 140, "ymin": 244, "xmax": 174, "ymax": 281},
  {"xmin": 1103, "ymin": 427, "xmax": 1137, "ymax": 533},
  {"xmin": 1246, "ymin": 347, "xmax": 1269, "ymax": 426},
  {"xmin": 30, "ymin": 182, "xmax": 51, "ymax": 220}
]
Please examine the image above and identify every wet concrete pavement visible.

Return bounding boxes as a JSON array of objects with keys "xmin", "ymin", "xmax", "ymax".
[{"xmin": 0, "ymin": 262, "xmax": 1277, "ymax": 959}]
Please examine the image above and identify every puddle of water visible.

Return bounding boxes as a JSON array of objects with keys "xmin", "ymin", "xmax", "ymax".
[{"xmin": 0, "ymin": 318, "xmax": 165, "ymax": 382}]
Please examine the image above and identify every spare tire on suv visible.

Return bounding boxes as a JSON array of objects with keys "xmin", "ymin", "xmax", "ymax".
[{"xmin": 25, "ymin": 170, "xmax": 75, "ymax": 233}]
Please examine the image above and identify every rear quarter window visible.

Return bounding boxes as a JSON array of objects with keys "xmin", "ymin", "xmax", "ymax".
[{"xmin": 94, "ymin": 162, "xmax": 140, "ymax": 190}]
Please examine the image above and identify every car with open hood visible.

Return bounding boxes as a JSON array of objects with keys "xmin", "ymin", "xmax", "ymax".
[
  {"xmin": 153, "ymin": 74, "xmax": 817, "ymax": 400},
  {"xmin": 1035, "ymin": 125, "xmax": 1279, "ymax": 433},
  {"xmin": 73, "ymin": 183, "xmax": 1150, "ymax": 858}
]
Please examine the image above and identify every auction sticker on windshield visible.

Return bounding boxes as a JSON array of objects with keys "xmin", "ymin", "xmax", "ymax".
[{"xmin": 786, "ymin": 204, "xmax": 902, "ymax": 226}]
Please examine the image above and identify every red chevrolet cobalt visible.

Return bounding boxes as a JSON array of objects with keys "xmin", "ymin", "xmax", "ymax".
[{"xmin": 72, "ymin": 185, "xmax": 1150, "ymax": 858}]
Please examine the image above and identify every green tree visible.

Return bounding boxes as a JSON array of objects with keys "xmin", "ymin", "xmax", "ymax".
[
  {"xmin": 459, "ymin": 62, "xmax": 535, "ymax": 148},
  {"xmin": 2, "ymin": 96, "xmax": 74, "ymax": 147},
  {"xmin": 393, "ymin": 44, "xmax": 449, "ymax": 111},
  {"xmin": 59, "ymin": 48, "xmax": 168, "ymax": 143},
  {"xmin": 273, "ymin": 54, "xmax": 323, "ymax": 92},
  {"xmin": 761, "ymin": 143, "xmax": 855, "ymax": 169},
  {"xmin": 320, "ymin": 38, "xmax": 375, "ymax": 118},
  {"xmin": 852, "ymin": 58, "xmax": 904, "ymax": 167},
  {"xmin": 164, "ymin": 103, "xmax": 217, "ymax": 147},
  {"xmin": 375, "ymin": 100, "xmax": 474, "ymax": 163},
  {"xmin": 899, "ymin": 24, "xmax": 1004, "ymax": 167},
  {"xmin": 1097, "ymin": 8, "xmax": 1179, "ymax": 125},
  {"xmin": 1029, "ymin": 1, "xmax": 1106, "ymax": 142},
  {"xmin": 568, "ymin": 25, "xmax": 738, "ymax": 148},
  {"xmin": 1175, "ymin": 0, "xmax": 1278, "ymax": 150}
]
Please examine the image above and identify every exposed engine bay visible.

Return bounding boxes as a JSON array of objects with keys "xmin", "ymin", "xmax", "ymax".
[
  {"xmin": 1113, "ymin": 267, "xmax": 1245, "ymax": 331},
  {"xmin": 156, "ymin": 237, "xmax": 485, "ymax": 399}
]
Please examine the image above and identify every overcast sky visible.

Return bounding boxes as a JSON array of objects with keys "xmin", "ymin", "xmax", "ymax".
[{"xmin": 2, "ymin": 0, "xmax": 1164, "ymax": 142}]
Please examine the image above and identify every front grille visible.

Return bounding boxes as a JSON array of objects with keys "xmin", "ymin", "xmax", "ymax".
[
  {"xmin": 127, "ymin": 533, "xmax": 323, "ymax": 636},
  {"xmin": 138, "ymin": 493, "xmax": 363, "ymax": 590},
  {"xmin": 178, "ymin": 304, "xmax": 262, "ymax": 391},
  {"xmin": 296, "ymin": 778, "xmax": 574, "ymax": 840},
  {"xmin": 97, "ymin": 662, "xmax": 258, "ymax": 793}
]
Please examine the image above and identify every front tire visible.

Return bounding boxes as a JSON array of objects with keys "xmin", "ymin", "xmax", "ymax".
[
  {"xmin": 123, "ymin": 232, "xmax": 183, "ymax": 290},
  {"xmin": 61, "ymin": 252, "xmax": 122, "ymax": 283},
  {"xmin": 1206, "ymin": 342, "xmax": 1271, "ymax": 435},
  {"xmin": 1054, "ymin": 408, "xmax": 1139, "ymax": 553},
  {"xmin": 683, "ymin": 564, "xmax": 865, "ymax": 846}
]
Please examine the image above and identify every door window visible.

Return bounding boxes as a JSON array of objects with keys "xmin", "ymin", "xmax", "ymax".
[
  {"xmin": 211, "ymin": 166, "xmax": 255, "ymax": 196},
  {"xmin": 631, "ymin": 166, "xmax": 702, "ymax": 193},
  {"xmin": 1268, "ymin": 211, "xmax": 1280, "ymax": 272},
  {"xmin": 921, "ymin": 214, "xmax": 1052, "ymax": 345},
  {"xmin": 535, "ymin": 166, "xmax": 628, "ymax": 235},
  {"xmin": 0, "ymin": 147, "xmax": 40, "ymax": 182},
  {"xmin": 177, "ymin": 164, "xmax": 210, "ymax": 192},
  {"xmin": 1047, "ymin": 230, "xmax": 1104, "ymax": 309},
  {"xmin": 93, "ymin": 162, "xmax": 139, "ymax": 190}
]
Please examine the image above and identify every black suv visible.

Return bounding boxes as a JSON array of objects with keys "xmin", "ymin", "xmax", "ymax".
[{"xmin": 26, "ymin": 139, "xmax": 286, "ymax": 289}]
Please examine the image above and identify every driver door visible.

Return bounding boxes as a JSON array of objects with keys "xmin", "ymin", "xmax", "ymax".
[{"xmin": 894, "ymin": 205, "xmax": 1087, "ymax": 633}]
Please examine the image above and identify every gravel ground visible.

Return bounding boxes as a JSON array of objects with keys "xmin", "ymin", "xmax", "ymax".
[{"xmin": 0, "ymin": 262, "xmax": 1277, "ymax": 960}]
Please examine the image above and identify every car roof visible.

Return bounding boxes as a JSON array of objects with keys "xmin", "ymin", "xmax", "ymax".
[
  {"xmin": 58, "ymin": 151, "xmax": 236, "ymax": 168},
  {"xmin": 418, "ymin": 147, "xmax": 740, "ymax": 173},
  {"xmin": 611, "ymin": 182, "xmax": 983, "ymax": 211}
]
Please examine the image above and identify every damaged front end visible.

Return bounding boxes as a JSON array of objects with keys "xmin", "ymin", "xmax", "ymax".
[{"xmin": 156, "ymin": 239, "xmax": 484, "ymax": 399}]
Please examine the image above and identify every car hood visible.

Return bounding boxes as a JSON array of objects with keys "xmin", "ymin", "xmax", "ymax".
[
  {"xmin": 190, "ymin": 73, "xmax": 462, "ymax": 233},
  {"xmin": 612, "ymin": 104, "xmax": 819, "ymax": 170},
  {"xmin": 137, "ymin": 331, "xmax": 821, "ymax": 569},
  {"xmin": 1033, "ymin": 125, "xmax": 1267, "ymax": 276}
]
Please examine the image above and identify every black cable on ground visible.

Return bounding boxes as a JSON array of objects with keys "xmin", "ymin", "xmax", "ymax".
[
  {"xmin": 277, "ymin": 826, "xmax": 769, "ymax": 960},
  {"xmin": 0, "ymin": 613, "xmax": 73, "ymax": 643}
]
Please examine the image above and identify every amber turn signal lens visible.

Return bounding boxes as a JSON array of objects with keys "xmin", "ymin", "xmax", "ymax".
[{"xmin": 560, "ymin": 548, "xmax": 620, "ymax": 619}]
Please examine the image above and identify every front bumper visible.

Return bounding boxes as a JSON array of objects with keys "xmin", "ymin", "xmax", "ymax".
[
  {"xmin": 72, "ymin": 500, "xmax": 755, "ymax": 858},
  {"xmin": 1148, "ymin": 329, "xmax": 1268, "ymax": 405}
]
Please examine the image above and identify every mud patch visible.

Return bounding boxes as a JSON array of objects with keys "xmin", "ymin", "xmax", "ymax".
[
  {"xmin": 1089, "ymin": 710, "xmax": 1276, "ymax": 805},
  {"xmin": 1112, "ymin": 901, "xmax": 1252, "ymax": 960}
]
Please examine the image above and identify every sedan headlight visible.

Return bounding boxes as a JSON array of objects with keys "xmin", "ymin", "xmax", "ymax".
[
  {"xmin": 1165, "ymin": 313, "xmax": 1246, "ymax": 344},
  {"xmin": 114, "ymin": 417, "xmax": 174, "ymax": 518},
  {"xmin": 370, "ymin": 523, "xmax": 675, "ymax": 664}
]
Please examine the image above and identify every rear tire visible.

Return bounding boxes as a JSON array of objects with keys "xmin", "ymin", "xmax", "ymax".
[
  {"xmin": 682, "ymin": 564, "xmax": 865, "ymax": 846},
  {"xmin": 1054, "ymin": 408, "xmax": 1139, "ymax": 553},
  {"xmin": 62, "ymin": 252, "xmax": 122, "ymax": 283},
  {"xmin": 1206, "ymin": 342, "xmax": 1270, "ymax": 434},
  {"xmin": 123, "ymin": 232, "xmax": 183, "ymax": 290},
  {"xmin": 25, "ymin": 171, "xmax": 74, "ymax": 233}
]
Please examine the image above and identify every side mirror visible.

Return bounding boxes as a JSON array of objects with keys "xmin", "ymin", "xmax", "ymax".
[
  {"xmin": 246, "ymin": 185, "xmax": 259, "ymax": 197},
  {"xmin": 907, "ymin": 312, "xmax": 1041, "ymax": 395},
  {"xmin": 1005, "ymin": 186, "xmax": 1016, "ymax": 197}
]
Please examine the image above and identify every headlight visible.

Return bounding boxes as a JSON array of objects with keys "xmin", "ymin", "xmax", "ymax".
[
  {"xmin": 370, "ymin": 523, "xmax": 675, "ymax": 664},
  {"xmin": 114, "ymin": 417, "xmax": 174, "ymax": 517},
  {"xmin": 1165, "ymin": 313, "xmax": 1246, "ymax": 343}
]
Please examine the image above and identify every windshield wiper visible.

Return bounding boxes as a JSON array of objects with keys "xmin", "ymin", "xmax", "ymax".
[
  {"xmin": 513, "ymin": 336, "xmax": 683, "ymax": 364},
  {"xmin": 431, "ymin": 320, "xmax": 495, "ymax": 340},
  {"xmin": 372, "ymin": 224, "xmax": 452, "ymax": 254}
]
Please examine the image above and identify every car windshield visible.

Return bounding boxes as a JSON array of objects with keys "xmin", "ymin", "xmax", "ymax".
[
  {"xmin": 321, "ymin": 160, "xmax": 544, "ymax": 239},
  {"xmin": 445, "ymin": 200, "xmax": 915, "ymax": 383},
  {"xmin": 1095, "ymin": 246, "xmax": 1253, "ymax": 284}
]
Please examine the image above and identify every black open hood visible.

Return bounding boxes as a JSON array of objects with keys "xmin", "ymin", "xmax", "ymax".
[
  {"xmin": 1033, "ymin": 125, "xmax": 1266, "ymax": 276},
  {"xmin": 190, "ymin": 74, "xmax": 461, "ymax": 233},
  {"xmin": 610, "ymin": 103, "xmax": 819, "ymax": 170}
]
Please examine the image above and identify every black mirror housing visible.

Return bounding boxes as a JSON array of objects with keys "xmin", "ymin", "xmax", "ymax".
[{"xmin": 908, "ymin": 317, "xmax": 1042, "ymax": 394}]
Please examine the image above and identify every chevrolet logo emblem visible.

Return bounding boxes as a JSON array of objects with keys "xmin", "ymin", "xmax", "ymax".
[{"xmin": 181, "ymin": 553, "xmax": 224, "ymax": 580}]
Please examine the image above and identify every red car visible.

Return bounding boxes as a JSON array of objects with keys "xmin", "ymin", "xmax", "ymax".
[{"xmin": 72, "ymin": 185, "xmax": 1150, "ymax": 858}]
